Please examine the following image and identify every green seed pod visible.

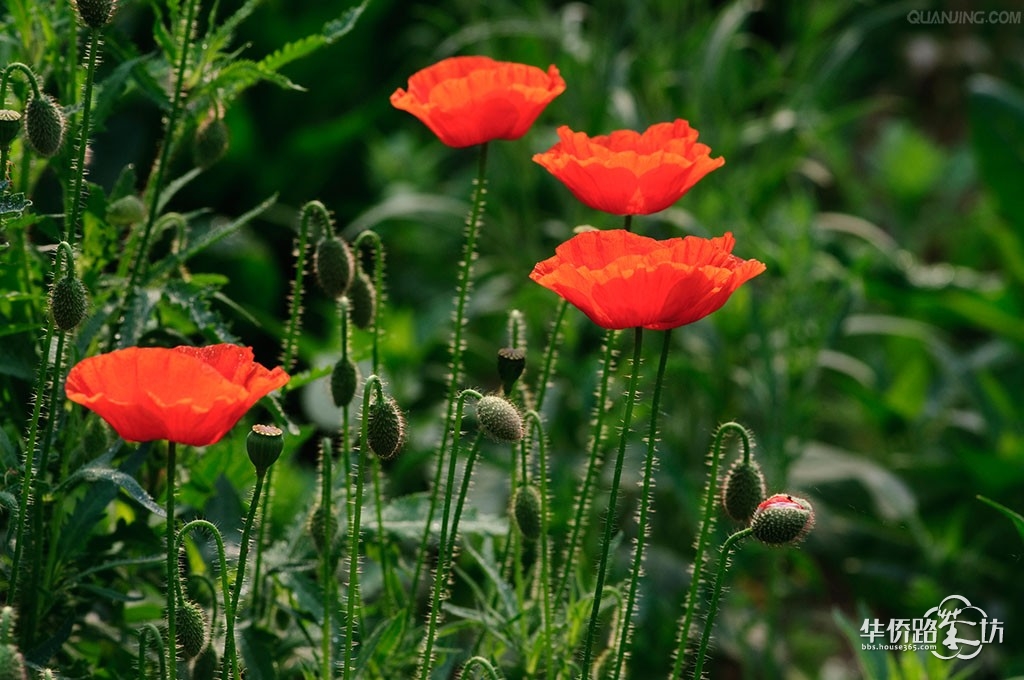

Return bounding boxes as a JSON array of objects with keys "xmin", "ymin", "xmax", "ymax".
[
  {"xmin": 106, "ymin": 194, "xmax": 146, "ymax": 226},
  {"xmin": 365, "ymin": 395, "xmax": 405, "ymax": 460},
  {"xmin": 0, "ymin": 644, "xmax": 26, "ymax": 680},
  {"xmin": 24, "ymin": 94, "xmax": 66, "ymax": 157},
  {"xmin": 750, "ymin": 494, "xmax": 814, "ymax": 546},
  {"xmin": 497, "ymin": 347, "xmax": 526, "ymax": 395},
  {"xmin": 307, "ymin": 502, "xmax": 338, "ymax": 555},
  {"xmin": 176, "ymin": 599, "xmax": 208, "ymax": 660},
  {"xmin": 475, "ymin": 395, "xmax": 524, "ymax": 443},
  {"xmin": 74, "ymin": 0, "xmax": 116, "ymax": 28},
  {"xmin": 0, "ymin": 109, "xmax": 21, "ymax": 148},
  {"xmin": 347, "ymin": 268, "xmax": 376, "ymax": 329},
  {"xmin": 192, "ymin": 115, "xmax": 229, "ymax": 168},
  {"xmin": 50, "ymin": 274, "xmax": 89, "ymax": 331},
  {"xmin": 246, "ymin": 424, "xmax": 284, "ymax": 475},
  {"xmin": 191, "ymin": 643, "xmax": 219, "ymax": 680},
  {"xmin": 720, "ymin": 458, "xmax": 766, "ymax": 524},
  {"xmin": 512, "ymin": 484, "xmax": 543, "ymax": 541},
  {"xmin": 330, "ymin": 356, "xmax": 359, "ymax": 407},
  {"xmin": 314, "ymin": 237, "xmax": 354, "ymax": 299}
]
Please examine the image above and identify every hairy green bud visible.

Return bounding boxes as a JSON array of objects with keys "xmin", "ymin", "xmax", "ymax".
[
  {"xmin": 50, "ymin": 274, "xmax": 89, "ymax": 331},
  {"xmin": 721, "ymin": 458, "xmax": 766, "ymax": 524},
  {"xmin": 25, "ymin": 94, "xmax": 66, "ymax": 157},
  {"xmin": 365, "ymin": 395, "xmax": 405, "ymax": 460},
  {"xmin": 347, "ymin": 268, "xmax": 376, "ymax": 329},
  {"xmin": 74, "ymin": 0, "xmax": 116, "ymax": 28},
  {"xmin": 511, "ymin": 485, "xmax": 543, "ymax": 541},
  {"xmin": 176, "ymin": 599, "xmax": 208, "ymax": 660},
  {"xmin": 330, "ymin": 356, "xmax": 360, "ymax": 407},
  {"xmin": 314, "ymin": 238, "xmax": 354, "ymax": 299},
  {"xmin": 475, "ymin": 395, "xmax": 524, "ymax": 443},
  {"xmin": 750, "ymin": 494, "xmax": 814, "ymax": 546}
]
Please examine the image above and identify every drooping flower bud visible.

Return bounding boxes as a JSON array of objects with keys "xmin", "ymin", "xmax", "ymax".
[
  {"xmin": 0, "ymin": 109, "xmax": 21, "ymax": 148},
  {"xmin": 176, "ymin": 598, "xmax": 208, "ymax": 660},
  {"xmin": 307, "ymin": 502, "xmax": 338, "ymax": 555},
  {"xmin": 330, "ymin": 356, "xmax": 360, "ymax": 407},
  {"xmin": 750, "ymin": 494, "xmax": 814, "ymax": 546},
  {"xmin": 497, "ymin": 347, "xmax": 526, "ymax": 395},
  {"xmin": 720, "ymin": 458, "xmax": 766, "ymax": 524},
  {"xmin": 511, "ymin": 484, "xmax": 543, "ymax": 541},
  {"xmin": 192, "ymin": 644, "xmax": 219, "ymax": 680},
  {"xmin": 50, "ymin": 274, "xmax": 89, "ymax": 331},
  {"xmin": 347, "ymin": 268, "xmax": 376, "ymax": 329},
  {"xmin": 106, "ymin": 194, "xmax": 146, "ymax": 226},
  {"xmin": 314, "ymin": 237, "xmax": 354, "ymax": 299},
  {"xmin": 73, "ymin": 0, "xmax": 116, "ymax": 28},
  {"xmin": 246, "ymin": 424, "xmax": 284, "ymax": 475},
  {"xmin": 365, "ymin": 395, "xmax": 405, "ymax": 460},
  {"xmin": 24, "ymin": 94, "xmax": 66, "ymax": 157},
  {"xmin": 475, "ymin": 395, "xmax": 524, "ymax": 443},
  {"xmin": 192, "ymin": 114, "xmax": 229, "ymax": 168}
]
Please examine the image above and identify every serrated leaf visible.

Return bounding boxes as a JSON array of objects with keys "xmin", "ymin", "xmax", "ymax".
[
  {"xmin": 375, "ymin": 493, "xmax": 508, "ymax": 541},
  {"xmin": 239, "ymin": 626, "xmax": 278, "ymax": 680},
  {"xmin": 0, "ymin": 188, "xmax": 32, "ymax": 218},
  {"xmin": 324, "ymin": 0, "xmax": 369, "ymax": 44},
  {"xmin": 156, "ymin": 167, "xmax": 203, "ymax": 214},
  {"xmin": 117, "ymin": 287, "xmax": 161, "ymax": 348},
  {"xmin": 209, "ymin": 60, "xmax": 306, "ymax": 100},
  {"xmin": 0, "ymin": 491, "xmax": 17, "ymax": 516},
  {"xmin": 76, "ymin": 464, "xmax": 165, "ymax": 516},
  {"xmin": 204, "ymin": 0, "xmax": 262, "ymax": 56},
  {"xmin": 162, "ymin": 280, "xmax": 239, "ymax": 344}
]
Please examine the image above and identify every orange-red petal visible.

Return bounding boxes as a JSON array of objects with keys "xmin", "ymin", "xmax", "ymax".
[
  {"xmin": 66, "ymin": 344, "xmax": 289, "ymax": 446},
  {"xmin": 391, "ymin": 56, "xmax": 566, "ymax": 148},
  {"xmin": 529, "ymin": 230, "xmax": 765, "ymax": 330}
]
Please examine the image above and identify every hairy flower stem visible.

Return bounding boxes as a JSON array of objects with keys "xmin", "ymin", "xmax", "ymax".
[
  {"xmin": 344, "ymin": 377, "xmax": 381, "ymax": 678},
  {"xmin": 691, "ymin": 528, "xmax": 752, "ymax": 679},
  {"xmin": 137, "ymin": 624, "xmax": 167, "ymax": 680},
  {"xmin": 581, "ymin": 327, "xmax": 644, "ymax": 679},
  {"xmin": 669, "ymin": 422, "xmax": 752, "ymax": 679},
  {"xmin": 411, "ymin": 142, "xmax": 489, "ymax": 599},
  {"xmin": 125, "ymin": 0, "xmax": 199, "ymax": 292},
  {"xmin": 524, "ymin": 412, "xmax": 554, "ymax": 679},
  {"xmin": 166, "ymin": 442, "xmax": 179, "ymax": 680},
  {"xmin": 319, "ymin": 438, "xmax": 335, "ymax": 679},
  {"xmin": 461, "ymin": 656, "xmax": 503, "ymax": 679},
  {"xmin": 175, "ymin": 520, "xmax": 235, "ymax": 680},
  {"xmin": 612, "ymin": 328, "xmax": 672, "ymax": 679},
  {"xmin": 554, "ymin": 332, "xmax": 617, "ymax": 604},
  {"xmin": 65, "ymin": 28, "xmax": 100, "ymax": 247},
  {"xmin": 226, "ymin": 463, "xmax": 269, "ymax": 680},
  {"xmin": 418, "ymin": 388, "xmax": 483, "ymax": 679}
]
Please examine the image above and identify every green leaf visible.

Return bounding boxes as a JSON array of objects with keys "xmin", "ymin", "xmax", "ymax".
[
  {"xmin": 239, "ymin": 626, "xmax": 278, "ymax": 680},
  {"xmin": 353, "ymin": 613, "xmax": 405, "ymax": 678},
  {"xmin": 833, "ymin": 606, "xmax": 888, "ymax": 680},
  {"xmin": 323, "ymin": 0, "xmax": 369, "ymax": 44},
  {"xmin": 374, "ymin": 493, "xmax": 508, "ymax": 541},
  {"xmin": 162, "ymin": 279, "xmax": 239, "ymax": 344},
  {"xmin": 977, "ymin": 495, "xmax": 1024, "ymax": 544},
  {"xmin": 116, "ymin": 288, "xmax": 161, "ymax": 349},
  {"xmin": 156, "ymin": 167, "xmax": 204, "ymax": 214},
  {"xmin": 0, "ymin": 184, "xmax": 32, "ymax": 219},
  {"xmin": 968, "ymin": 75, "xmax": 1024, "ymax": 227}
]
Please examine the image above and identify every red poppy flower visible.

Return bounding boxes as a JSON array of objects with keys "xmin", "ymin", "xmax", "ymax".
[
  {"xmin": 390, "ymin": 56, "xmax": 566, "ymax": 148},
  {"xmin": 532, "ymin": 120, "xmax": 725, "ymax": 215},
  {"xmin": 66, "ymin": 344, "xmax": 290, "ymax": 446},
  {"xmin": 529, "ymin": 229, "xmax": 765, "ymax": 330}
]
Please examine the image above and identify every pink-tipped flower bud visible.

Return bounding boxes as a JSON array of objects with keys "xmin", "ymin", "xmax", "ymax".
[{"xmin": 750, "ymin": 494, "xmax": 814, "ymax": 546}]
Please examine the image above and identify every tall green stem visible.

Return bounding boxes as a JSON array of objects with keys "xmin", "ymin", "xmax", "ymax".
[
  {"xmin": 690, "ymin": 528, "xmax": 752, "ymax": 679},
  {"xmin": 411, "ymin": 142, "xmax": 489, "ymax": 598},
  {"xmin": 581, "ymin": 327, "xmax": 644, "ymax": 678},
  {"xmin": 175, "ymin": 519, "xmax": 235, "ymax": 680},
  {"xmin": 612, "ymin": 329, "xmax": 672, "ymax": 679},
  {"xmin": 524, "ymin": 412, "xmax": 554, "ymax": 679},
  {"xmin": 65, "ymin": 28, "xmax": 100, "ymax": 248},
  {"xmin": 669, "ymin": 422, "xmax": 752, "ymax": 679},
  {"xmin": 225, "ymin": 466, "xmax": 268, "ymax": 680},
  {"xmin": 165, "ymin": 441, "xmax": 179, "ymax": 680},
  {"xmin": 319, "ymin": 438, "xmax": 334, "ymax": 680}
]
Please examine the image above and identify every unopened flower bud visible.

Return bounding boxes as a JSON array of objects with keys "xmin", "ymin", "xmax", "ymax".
[
  {"xmin": 511, "ymin": 484, "xmax": 543, "ymax": 541},
  {"xmin": 176, "ymin": 598, "xmax": 208, "ymax": 660},
  {"xmin": 314, "ymin": 237, "xmax": 354, "ymax": 299},
  {"xmin": 247, "ymin": 424, "xmax": 284, "ymax": 475},
  {"xmin": 721, "ymin": 458, "xmax": 766, "ymax": 524},
  {"xmin": 475, "ymin": 395, "xmax": 523, "ymax": 443},
  {"xmin": 74, "ymin": 0, "xmax": 116, "ymax": 28},
  {"xmin": 347, "ymin": 268, "xmax": 376, "ymax": 329},
  {"xmin": 25, "ymin": 94, "xmax": 66, "ymax": 157},
  {"xmin": 0, "ymin": 109, "xmax": 21, "ymax": 148},
  {"xmin": 750, "ymin": 494, "xmax": 814, "ymax": 546},
  {"xmin": 0, "ymin": 644, "xmax": 27, "ymax": 680},
  {"xmin": 193, "ymin": 115, "xmax": 229, "ymax": 168},
  {"xmin": 365, "ymin": 395, "xmax": 404, "ymax": 460},
  {"xmin": 307, "ymin": 502, "xmax": 338, "ymax": 555},
  {"xmin": 50, "ymin": 274, "xmax": 89, "ymax": 331},
  {"xmin": 330, "ymin": 356, "xmax": 360, "ymax": 407},
  {"xmin": 497, "ymin": 347, "xmax": 526, "ymax": 395},
  {"xmin": 106, "ymin": 194, "xmax": 146, "ymax": 226},
  {"xmin": 192, "ymin": 644, "xmax": 219, "ymax": 680}
]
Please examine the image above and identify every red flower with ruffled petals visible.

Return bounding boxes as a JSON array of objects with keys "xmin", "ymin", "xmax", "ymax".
[
  {"xmin": 532, "ymin": 120, "xmax": 724, "ymax": 215},
  {"xmin": 66, "ymin": 344, "xmax": 290, "ymax": 446},
  {"xmin": 529, "ymin": 229, "xmax": 765, "ymax": 330},
  {"xmin": 390, "ymin": 56, "xmax": 566, "ymax": 148}
]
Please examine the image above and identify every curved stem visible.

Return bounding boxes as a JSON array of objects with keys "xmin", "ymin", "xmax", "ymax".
[
  {"xmin": 669, "ymin": 422, "xmax": 752, "ymax": 678},
  {"xmin": 353, "ymin": 228, "xmax": 384, "ymax": 374},
  {"xmin": 581, "ymin": 327, "xmax": 644, "ymax": 679},
  {"xmin": 411, "ymin": 142, "xmax": 489, "ymax": 599},
  {"xmin": 137, "ymin": 623, "xmax": 167, "ymax": 680},
  {"xmin": 175, "ymin": 519, "xmax": 235, "ymax": 679},
  {"xmin": 690, "ymin": 528, "xmax": 752, "ymax": 679},
  {"xmin": 125, "ymin": 0, "xmax": 199, "ymax": 291},
  {"xmin": 0, "ymin": 62, "xmax": 43, "ymax": 102},
  {"xmin": 612, "ymin": 328, "xmax": 672, "ymax": 679},
  {"xmin": 418, "ymin": 388, "xmax": 483, "ymax": 679},
  {"xmin": 65, "ymin": 28, "xmax": 100, "ymax": 248},
  {"xmin": 462, "ymin": 655, "xmax": 504, "ymax": 680},
  {"xmin": 554, "ymin": 331, "xmax": 617, "ymax": 604},
  {"xmin": 165, "ymin": 441, "xmax": 179, "ymax": 680}
]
